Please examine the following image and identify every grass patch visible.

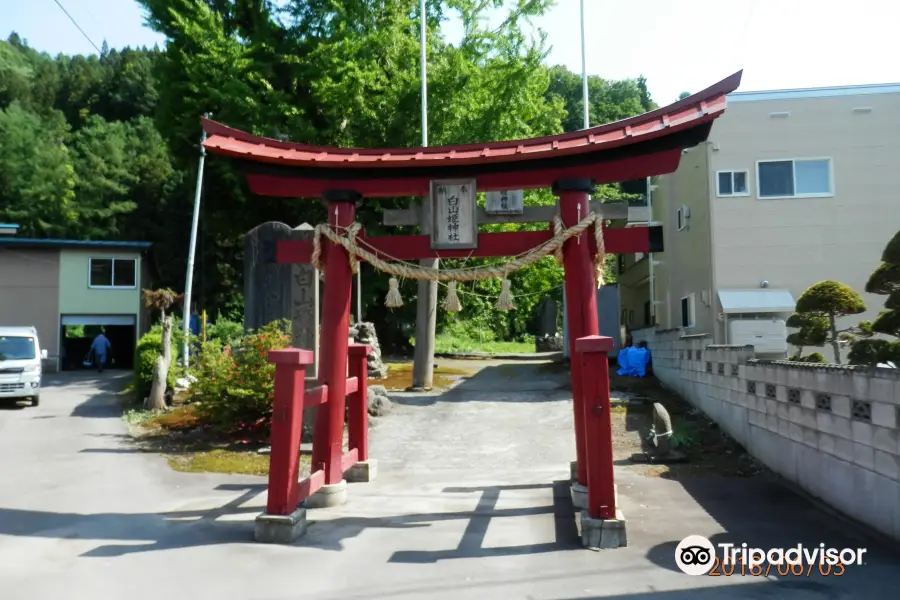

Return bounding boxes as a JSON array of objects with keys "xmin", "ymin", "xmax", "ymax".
[
  {"xmin": 433, "ymin": 333, "xmax": 534, "ymax": 354},
  {"xmin": 123, "ymin": 408, "xmax": 158, "ymax": 427},
  {"xmin": 165, "ymin": 449, "xmax": 307, "ymax": 476},
  {"xmin": 149, "ymin": 405, "xmax": 200, "ymax": 430}
]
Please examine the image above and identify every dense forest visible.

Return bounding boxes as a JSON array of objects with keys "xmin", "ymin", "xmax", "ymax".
[{"xmin": 0, "ymin": 0, "xmax": 657, "ymax": 348}]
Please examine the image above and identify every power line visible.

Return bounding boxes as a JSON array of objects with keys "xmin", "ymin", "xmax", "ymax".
[{"xmin": 51, "ymin": 0, "xmax": 102, "ymax": 54}]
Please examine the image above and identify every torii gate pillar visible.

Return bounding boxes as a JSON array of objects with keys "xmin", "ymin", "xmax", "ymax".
[{"xmin": 554, "ymin": 179, "xmax": 600, "ymax": 492}]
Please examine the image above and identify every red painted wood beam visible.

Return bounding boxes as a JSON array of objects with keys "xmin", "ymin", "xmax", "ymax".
[
  {"xmin": 246, "ymin": 151, "xmax": 681, "ymax": 198},
  {"xmin": 341, "ymin": 448, "xmax": 359, "ymax": 473},
  {"xmin": 304, "ymin": 385, "xmax": 328, "ymax": 407},
  {"xmin": 297, "ymin": 469, "xmax": 325, "ymax": 502},
  {"xmin": 276, "ymin": 226, "xmax": 662, "ymax": 265},
  {"xmin": 344, "ymin": 376, "xmax": 358, "ymax": 396}
]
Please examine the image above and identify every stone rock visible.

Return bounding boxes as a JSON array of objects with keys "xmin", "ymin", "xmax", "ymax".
[
  {"xmin": 535, "ymin": 333, "xmax": 564, "ymax": 352},
  {"xmin": 367, "ymin": 386, "xmax": 392, "ymax": 416},
  {"xmin": 349, "ymin": 322, "xmax": 388, "ymax": 379}
]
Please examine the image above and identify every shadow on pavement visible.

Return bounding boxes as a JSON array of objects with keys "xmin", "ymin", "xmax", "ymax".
[
  {"xmin": 55, "ymin": 371, "xmax": 133, "ymax": 419},
  {"xmin": 392, "ymin": 362, "xmax": 571, "ymax": 407},
  {"xmin": 0, "ymin": 480, "xmax": 579, "ymax": 561}
]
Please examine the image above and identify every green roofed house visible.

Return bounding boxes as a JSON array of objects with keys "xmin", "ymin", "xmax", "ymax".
[{"xmin": 0, "ymin": 224, "xmax": 152, "ymax": 372}]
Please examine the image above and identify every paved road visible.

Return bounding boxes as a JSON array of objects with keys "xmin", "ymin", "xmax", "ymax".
[{"xmin": 0, "ymin": 367, "xmax": 898, "ymax": 599}]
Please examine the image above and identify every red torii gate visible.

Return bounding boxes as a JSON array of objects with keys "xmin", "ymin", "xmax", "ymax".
[{"xmin": 201, "ymin": 71, "xmax": 742, "ymax": 548}]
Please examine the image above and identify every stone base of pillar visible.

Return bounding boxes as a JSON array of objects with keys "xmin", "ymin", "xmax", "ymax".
[
  {"xmin": 345, "ymin": 459, "xmax": 377, "ymax": 483},
  {"xmin": 570, "ymin": 482, "xmax": 588, "ymax": 510},
  {"xmin": 580, "ymin": 509, "xmax": 628, "ymax": 549},
  {"xmin": 303, "ymin": 480, "xmax": 348, "ymax": 508},
  {"xmin": 254, "ymin": 508, "xmax": 308, "ymax": 543}
]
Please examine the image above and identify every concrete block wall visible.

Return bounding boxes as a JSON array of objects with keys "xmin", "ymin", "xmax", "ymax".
[{"xmin": 632, "ymin": 327, "xmax": 900, "ymax": 541}]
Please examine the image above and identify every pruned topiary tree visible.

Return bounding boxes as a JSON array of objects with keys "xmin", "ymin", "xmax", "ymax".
[
  {"xmin": 850, "ymin": 229, "xmax": 900, "ymax": 365},
  {"xmin": 142, "ymin": 288, "xmax": 183, "ymax": 410},
  {"xmin": 795, "ymin": 281, "xmax": 867, "ymax": 364},
  {"xmin": 785, "ymin": 313, "xmax": 828, "ymax": 358}
]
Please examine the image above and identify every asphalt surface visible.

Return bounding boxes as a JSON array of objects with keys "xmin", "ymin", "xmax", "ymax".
[{"xmin": 0, "ymin": 366, "xmax": 898, "ymax": 599}]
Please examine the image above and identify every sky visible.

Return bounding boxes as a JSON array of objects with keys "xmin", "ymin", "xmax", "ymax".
[{"xmin": 3, "ymin": 0, "xmax": 900, "ymax": 106}]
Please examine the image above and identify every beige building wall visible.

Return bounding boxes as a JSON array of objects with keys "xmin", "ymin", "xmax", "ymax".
[
  {"xmin": 0, "ymin": 248, "xmax": 61, "ymax": 364},
  {"xmin": 708, "ymin": 90, "xmax": 900, "ymax": 336},
  {"xmin": 59, "ymin": 249, "xmax": 143, "ymax": 317},
  {"xmin": 651, "ymin": 145, "xmax": 716, "ymax": 333}
]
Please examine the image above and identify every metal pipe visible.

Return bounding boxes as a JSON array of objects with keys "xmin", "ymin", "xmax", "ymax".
[
  {"xmin": 647, "ymin": 176, "xmax": 655, "ymax": 324},
  {"xmin": 420, "ymin": 0, "xmax": 428, "ymax": 146},
  {"xmin": 181, "ymin": 116, "xmax": 209, "ymax": 367},
  {"xmin": 580, "ymin": 0, "xmax": 589, "ymax": 129}
]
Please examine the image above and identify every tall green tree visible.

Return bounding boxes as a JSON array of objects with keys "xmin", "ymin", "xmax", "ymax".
[{"xmin": 0, "ymin": 102, "xmax": 75, "ymax": 234}]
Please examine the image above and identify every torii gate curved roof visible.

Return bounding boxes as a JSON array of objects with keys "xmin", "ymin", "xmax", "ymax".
[{"xmin": 202, "ymin": 71, "xmax": 741, "ymax": 198}]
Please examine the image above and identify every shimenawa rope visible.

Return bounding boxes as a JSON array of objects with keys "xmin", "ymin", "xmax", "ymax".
[{"xmin": 312, "ymin": 212, "xmax": 607, "ymax": 309}]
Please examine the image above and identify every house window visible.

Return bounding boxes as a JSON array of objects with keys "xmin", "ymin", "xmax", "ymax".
[
  {"xmin": 617, "ymin": 255, "xmax": 626, "ymax": 274},
  {"xmin": 644, "ymin": 300, "xmax": 651, "ymax": 326},
  {"xmin": 757, "ymin": 158, "xmax": 833, "ymax": 198},
  {"xmin": 716, "ymin": 170, "xmax": 749, "ymax": 197},
  {"xmin": 681, "ymin": 294, "xmax": 696, "ymax": 328},
  {"xmin": 89, "ymin": 258, "xmax": 137, "ymax": 289}
]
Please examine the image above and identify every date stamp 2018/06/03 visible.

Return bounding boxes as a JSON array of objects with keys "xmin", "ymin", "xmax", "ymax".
[{"xmin": 675, "ymin": 535, "xmax": 866, "ymax": 577}]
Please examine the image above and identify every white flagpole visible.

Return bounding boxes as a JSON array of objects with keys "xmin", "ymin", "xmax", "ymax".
[
  {"xmin": 420, "ymin": 0, "xmax": 428, "ymax": 146},
  {"xmin": 580, "ymin": 0, "xmax": 589, "ymax": 129},
  {"xmin": 181, "ymin": 115, "xmax": 209, "ymax": 367}
]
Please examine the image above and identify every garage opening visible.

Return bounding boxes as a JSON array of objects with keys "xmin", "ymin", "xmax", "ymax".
[{"xmin": 60, "ymin": 315, "xmax": 137, "ymax": 371}]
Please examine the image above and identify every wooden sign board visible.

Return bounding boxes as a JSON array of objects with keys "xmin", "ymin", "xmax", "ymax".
[
  {"xmin": 431, "ymin": 179, "xmax": 477, "ymax": 250},
  {"xmin": 485, "ymin": 190, "xmax": 524, "ymax": 215}
]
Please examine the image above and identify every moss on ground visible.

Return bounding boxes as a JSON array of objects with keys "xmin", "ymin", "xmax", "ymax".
[{"xmin": 166, "ymin": 449, "xmax": 309, "ymax": 476}]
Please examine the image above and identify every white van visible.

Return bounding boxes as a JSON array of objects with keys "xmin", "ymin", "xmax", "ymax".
[{"xmin": 0, "ymin": 327, "xmax": 47, "ymax": 407}]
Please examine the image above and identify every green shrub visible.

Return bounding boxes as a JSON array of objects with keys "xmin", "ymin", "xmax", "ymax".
[
  {"xmin": 190, "ymin": 320, "xmax": 291, "ymax": 438},
  {"xmin": 803, "ymin": 352, "xmax": 826, "ymax": 363},
  {"xmin": 787, "ymin": 352, "xmax": 826, "ymax": 364},
  {"xmin": 205, "ymin": 316, "xmax": 243, "ymax": 347}
]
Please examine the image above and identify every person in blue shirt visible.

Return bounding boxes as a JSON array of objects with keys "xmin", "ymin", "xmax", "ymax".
[{"xmin": 90, "ymin": 331, "xmax": 112, "ymax": 373}]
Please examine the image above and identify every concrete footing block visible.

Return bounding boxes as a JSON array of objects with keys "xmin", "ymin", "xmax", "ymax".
[
  {"xmin": 345, "ymin": 459, "xmax": 377, "ymax": 483},
  {"xmin": 254, "ymin": 508, "xmax": 308, "ymax": 543},
  {"xmin": 303, "ymin": 480, "xmax": 348, "ymax": 508},
  {"xmin": 570, "ymin": 482, "xmax": 588, "ymax": 510},
  {"xmin": 580, "ymin": 509, "xmax": 628, "ymax": 549}
]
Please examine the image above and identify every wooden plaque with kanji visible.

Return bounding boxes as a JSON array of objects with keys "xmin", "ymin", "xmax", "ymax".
[{"xmin": 431, "ymin": 179, "xmax": 477, "ymax": 250}]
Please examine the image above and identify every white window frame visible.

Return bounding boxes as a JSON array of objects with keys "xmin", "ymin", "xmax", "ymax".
[
  {"xmin": 676, "ymin": 206, "xmax": 689, "ymax": 231},
  {"xmin": 755, "ymin": 157, "xmax": 834, "ymax": 200},
  {"xmin": 88, "ymin": 257, "xmax": 138, "ymax": 290},
  {"xmin": 680, "ymin": 294, "xmax": 696, "ymax": 329},
  {"xmin": 715, "ymin": 169, "xmax": 750, "ymax": 197}
]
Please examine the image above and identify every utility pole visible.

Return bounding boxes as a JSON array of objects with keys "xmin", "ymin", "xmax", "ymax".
[
  {"xmin": 412, "ymin": 0, "xmax": 438, "ymax": 390},
  {"xmin": 181, "ymin": 115, "xmax": 209, "ymax": 367}
]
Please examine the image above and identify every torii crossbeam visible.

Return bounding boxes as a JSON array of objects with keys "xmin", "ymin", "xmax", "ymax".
[{"xmin": 200, "ymin": 70, "xmax": 742, "ymax": 549}]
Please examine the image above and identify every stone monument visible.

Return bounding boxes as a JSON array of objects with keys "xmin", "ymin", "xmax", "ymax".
[
  {"xmin": 535, "ymin": 297, "xmax": 563, "ymax": 352},
  {"xmin": 244, "ymin": 222, "xmax": 320, "ymax": 374}
]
